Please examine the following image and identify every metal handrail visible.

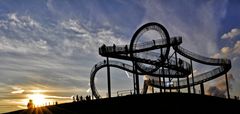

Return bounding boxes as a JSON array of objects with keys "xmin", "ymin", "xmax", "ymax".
[
  {"xmin": 117, "ymin": 89, "xmax": 133, "ymax": 96},
  {"xmin": 99, "ymin": 37, "xmax": 182, "ymax": 54},
  {"xmin": 145, "ymin": 45, "xmax": 231, "ymax": 89},
  {"xmin": 92, "ymin": 35, "xmax": 231, "ymax": 97},
  {"xmin": 175, "ymin": 46, "xmax": 230, "ymax": 65},
  {"xmin": 90, "ymin": 60, "xmax": 191, "ymax": 98}
]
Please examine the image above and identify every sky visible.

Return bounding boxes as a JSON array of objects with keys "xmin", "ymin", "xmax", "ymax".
[{"xmin": 0, "ymin": 0, "xmax": 240, "ymax": 113}]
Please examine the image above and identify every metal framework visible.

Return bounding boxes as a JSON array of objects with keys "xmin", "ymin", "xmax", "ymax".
[{"xmin": 90, "ymin": 22, "xmax": 231, "ymax": 99}]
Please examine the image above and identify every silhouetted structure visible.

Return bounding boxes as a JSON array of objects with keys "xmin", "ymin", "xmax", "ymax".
[{"xmin": 90, "ymin": 22, "xmax": 232, "ymax": 99}]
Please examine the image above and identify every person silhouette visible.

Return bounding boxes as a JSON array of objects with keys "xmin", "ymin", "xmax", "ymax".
[
  {"xmin": 113, "ymin": 44, "xmax": 116, "ymax": 52},
  {"xmin": 76, "ymin": 95, "xmax": 79, "ymax": 102},
  {"xmin": 73, "ymin": 96, "xmax": 76, "ymax": 102},
  {"xmin": 27, "ymin": 99, "xmax": 34, "ymax": 109},
  {"xmin": 80, "ymin": 96, "xmax": 83, "ymax": 101}
]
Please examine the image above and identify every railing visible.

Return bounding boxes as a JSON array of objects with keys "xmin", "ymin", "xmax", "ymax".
[
  {"xmin": 145, "ymin": 45, "xmax": 231, "ymax": 89},
  {"xmin": 92, "ymin": 36, "xmax": 231, "ymax": 97},
  {"xmin": 117, "ymin": 89, "xmax": 133, "ymax": 96},
  {"xmin": 90, "ymin": 60, "xmax": 134, "ymax": 99},
  {"xmin": 99, "ymin": 37, "xmax": 182, "ymax": 54},
  {"xmin": 175, "ymin": 46, "xmax": 231, "ymax": 65},
  {"xmin": 148, "ymin": 66, "xmax": 227, "ymax": 89},
  {"xmin": 90, "ymin": 59, "xmax": 190, "ymax": 98}
]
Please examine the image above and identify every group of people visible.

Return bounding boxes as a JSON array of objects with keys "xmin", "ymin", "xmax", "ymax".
[
  {"xmin": 27, "ymin": 99, "xmax": 58, "ymax": 109},
  {"xmin": 73, "ymin": 95, "xmax": 91, "ymax": 102},
  {"xmin": 27, "ymin": 95, "xmax": 92, "ymax": 109}
]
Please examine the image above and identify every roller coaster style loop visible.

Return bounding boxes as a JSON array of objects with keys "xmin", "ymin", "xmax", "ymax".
[
  {"xmin": 129, "ymin": 22, "xmax": 170, "ymax": 73},
  {"xmin": 90, "ymin": 22, "xmax": 231, "ymax": 99}
]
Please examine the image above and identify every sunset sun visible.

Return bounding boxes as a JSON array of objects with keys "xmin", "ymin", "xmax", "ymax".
[{"xmin": 27, "ymin": 93, "xmax": 46, "ymax": 106}]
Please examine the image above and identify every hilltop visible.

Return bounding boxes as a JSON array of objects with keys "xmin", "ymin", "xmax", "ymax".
[{"xmin": 5, "ymin": 93, "xmax": 240, "ymax": 114}]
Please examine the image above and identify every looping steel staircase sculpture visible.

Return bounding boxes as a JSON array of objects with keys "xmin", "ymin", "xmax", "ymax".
[{"xmin": 90, "ymin": 22, "xmax": 231, "ymax": 99}]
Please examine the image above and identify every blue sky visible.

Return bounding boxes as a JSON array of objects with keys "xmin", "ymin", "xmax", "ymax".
[{"xmin": 0, "ymin": 0, "xmax": 240, "ymax": 113}]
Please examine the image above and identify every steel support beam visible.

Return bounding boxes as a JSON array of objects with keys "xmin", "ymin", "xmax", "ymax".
[
  {"xmin": 161, "ymin": 48, "xmax": 166, "ymax": 93},
  {"xmin": 159, "ymin": 71, "xmax": 162, "ymax": 93},
  {"xmin": 190, "ymin": 60, "xmax": 195, "ymax": 94},
  {"xmin": 133, "ymin": 62, "xmax": 139, "ymax": 95},
  {"xmin": 162, "ymin": 67, "xmax": 166, "ymax": 93},
  {"xmin": 167, "ymin": 58, "xmax": 171, "ymax": 93},
  {"xmin": 106, "ymin": 57, "xmax": 111, "ymax": 98},
  {"xmin": 174, "ymin": 51, "xmax": 180, "ymax": 93},
  {"xmin": 225, "ymin": 74, "xmax": 230, "ymax": 99},
  {"xmin": 200, "ymin": 83, "xmax": 204, "ymax": 95},
  {"xmin": 135, "ymin": 68, "xmax": 140, "ymax": 94},
  {"xmin": 186, "ymin": 75, "xmax": 191, "ymax": 93}
]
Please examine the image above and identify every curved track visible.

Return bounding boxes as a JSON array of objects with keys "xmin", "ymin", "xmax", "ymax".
[
  {"xmin": 144, "ymin": 45, "xmax": 231, "ymax": 90},
  {"xmin": 90, "ymin": 60, "xmax": 188, "ymax": 99},
  {"xmin": 90, "ymin": 23, "xmax": 231, "ymax": 98},
  {"xmin": 99, "ymin": 37, "xmax": 191, "ymax": 75},
  {"xmin": 91, "ymin": 37, "xmax": 231, "ymax": 98}
]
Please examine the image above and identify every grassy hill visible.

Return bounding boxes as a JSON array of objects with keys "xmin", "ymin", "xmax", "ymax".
[{"xmin": 5, "ymin": 93, "xmax": 240, "ymax": 114}]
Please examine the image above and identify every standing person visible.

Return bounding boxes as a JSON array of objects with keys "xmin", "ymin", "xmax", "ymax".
[
  {"xmin": 72, "ymin": 95, "xmax": 76, "ymax": 102},
  {"xmin": 27, "ymin": 99, "xmax": 34, "ymax": 109},
  {"xmin": 125, "ymin": 45, "xmax": 128, "ymax": 56},
  {"xmin": 113, "ymin": 44, "xmax": 116, "ymax": 52},
  {"xmin": 76, "ymin": 95, "xmax": 79, "ymax": 102},
  {"xmin": 153, "ymin": 40, "xmax": 155, "ymax": 46},
  {"xmin": 80, "ymin": 96, "xmax": 83, "ymax": 101}
]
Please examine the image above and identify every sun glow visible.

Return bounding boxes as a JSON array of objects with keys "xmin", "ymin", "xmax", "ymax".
[{"xmin": 27, "ymin": 93, "xmax": 46, "ymax": 106}]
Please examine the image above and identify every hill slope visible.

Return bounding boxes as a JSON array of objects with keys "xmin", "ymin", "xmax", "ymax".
[{"xmin": 5, "ymin": 93, "xmax": 240, "ymax": 114}]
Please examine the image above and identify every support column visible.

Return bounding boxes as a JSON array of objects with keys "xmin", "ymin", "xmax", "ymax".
[
  {"xmin": 186, "ymin": 75, "xmax": 191, "ymax": 93},
  {"xmin": 174, "ymin": 51, "xmax": 180, "ymax": 93},
  {"xmin": 169, "ymin": 77, "xmax": 171, "ymax": 93},
  {"xmin": 152, "ymin": 85, "xmax": 154, "ymax": 93},
  {"xmin": 177, "ymin": 78, "xmax": 180, "ymax": 93},
  {"xmin": 133, "ymin": 75, "xmax": 136, "ymax": 94},
  {"xmin": 106, "ymin": 57, "xmax": 111, "ymax": 98},
  {"xmin": 133, "ymin": 62, "xmax": 139, "ymax": 95},
  {"xmin": 162, "ymin": 67, "xmax": 166, "ymax": 93},
  {"xmin": 190, "ymin": 60, "xmax": 195, "ymax": 94},
  {"xmin": 159, "ymin": 70, "xmax": 162, "ymax": 93},
  {"xmin": 135, "ymin": 69, "xmax": 140, "ymax": 94},
  {"xmin": 225, "ymin": 74, "xmax": 230, "ymax": 99},
  {"xmin": 132, "ymin": 62, "xmax": 136, "ymax": 94},
  {"xmin": 161, "ymin": 48, "xmax": 165, "ymax": 93},
  {"xmin": 167, "ymin": 58, "xmax": 171, "ymax": 93},
  {"xmin": 200, "ymin": 83, "xmax": 204, "ymax": 95}
]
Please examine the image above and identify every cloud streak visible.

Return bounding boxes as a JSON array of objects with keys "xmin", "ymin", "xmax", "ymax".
[
  {"xmin": 221, "ymin": 28, "xmax": 240, "ymax": 39},
  {"xmin": 0, "ymin": 0, "xmax": 239, "ymax": 113},
  {"xmin": 141, "ymin": 0, "xmax": 228, "ymax": 56},
  {"xmin": 0, "ymin": 6, "xmax": 131, "ymax": 112}
]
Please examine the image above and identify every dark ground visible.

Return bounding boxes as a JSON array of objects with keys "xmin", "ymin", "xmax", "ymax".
[{"xmin": 5, "ymin": 93, "xmax": 240, "ymax": 114}]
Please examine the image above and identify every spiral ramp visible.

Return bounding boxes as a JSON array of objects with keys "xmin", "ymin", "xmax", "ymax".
[{"xmin": 90, "ymin": 22, "xmax": 231, "ymax": 99}]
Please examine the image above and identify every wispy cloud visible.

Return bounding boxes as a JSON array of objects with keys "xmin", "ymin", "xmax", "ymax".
[
  {"xmin": 0, "ymin": 36, "xmax": 48, "ymax": 54},
  {"xmin": 6, "ymin": 13, "xmax": 41, "ymax": 29},
  {"xmin": 11, "ymin": 87, "xmax": 25, "ymax": 94},
  {"xmin": 0, "ymin": 10, "xmax": 129, "ymax": 112},
  {"xmin": 59, "ymin": 19, "xmax": 128, "ymax": 56},
  {"xmin": 141, "ymin": 0, "xmax": 228, "ymax": 56}
]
